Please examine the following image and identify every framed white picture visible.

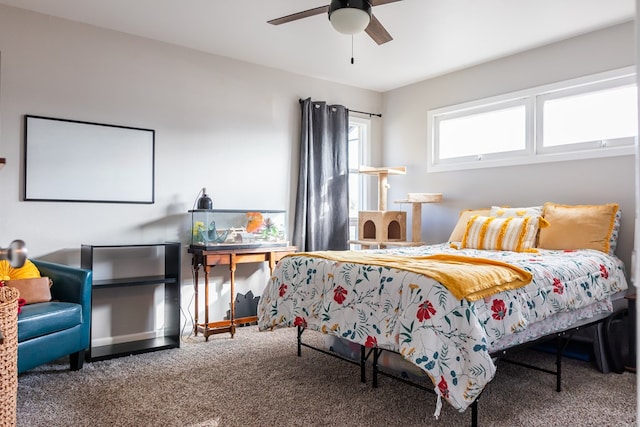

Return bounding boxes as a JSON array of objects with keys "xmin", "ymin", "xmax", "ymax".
[{"xmin": 24, "ymin": 115, "xmax": 155, "ymax": 203}]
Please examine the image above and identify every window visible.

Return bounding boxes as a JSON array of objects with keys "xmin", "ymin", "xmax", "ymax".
[
  {"xmin": 435, "ymin": 100, "xmax": 529, "ymax": 163},
  {"xmin": 348, "ymin": 117, "xmax": 370, "ymax": 241},
  {"xmin": 428, "ymin": 67, "xmax": 636, "ymax": 172},
  {"xmin": 538, "ymin": 79, "xmax": 637, "ymax": 152}
]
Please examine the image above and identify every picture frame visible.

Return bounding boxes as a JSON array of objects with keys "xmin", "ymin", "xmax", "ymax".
[{"xmin": 24, "ymin": 115, "xmax": 155, "ymax": 204}]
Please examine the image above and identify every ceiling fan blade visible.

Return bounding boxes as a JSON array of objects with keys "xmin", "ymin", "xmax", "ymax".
[
  {"xmin": 370, "ymin": 0, "xmax": 403, "ymax": 6},
  {"xmin": 267, "ymin": 5, "xmax": 329, "ymax": 25},
  {"xmin": 365, "ymin": 14, "xmax": 393, "ymax": 45}
]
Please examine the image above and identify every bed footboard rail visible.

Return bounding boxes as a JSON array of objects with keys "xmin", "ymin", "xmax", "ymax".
[
  {"xmin": 369, "ymin": 311, "xmax": 613, "ymax": 426},
  {"xmin": 294, "ymin": 310, "xmax": 614, "ymax": 427},
  {"xmin": 494, "ymin": 313, "xmax": 613, "ymax": 392},
  {"xmin": 372, "ymin": 347, "xmax": 481, "ymax": 426},
  {"xmin": 296, "ymin": 325, "xmax": 373, "ymax": 383},
  {"xmin": 496, "ymin": 332, "xmax": 570, "ymax": 392}
]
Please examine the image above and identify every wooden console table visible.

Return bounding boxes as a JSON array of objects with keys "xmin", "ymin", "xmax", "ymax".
[{"xmin": 188, "ymin": 245, "xmax": 296, "ymax": 340}]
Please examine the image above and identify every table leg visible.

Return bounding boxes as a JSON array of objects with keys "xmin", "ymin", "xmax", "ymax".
[
  {"xmin": 204, "ymin": 264, "xmax": 211, "ymax": 341},
  {"xmin": 229, "ymin": 254, "xmax": 236, "ymax": 338},
  {"xmin": 193, "ymin": 262, "xmax": 199, "ymax": 336},
  {"xmin": 268, "ymin": 253, "xmax": 276, "ymax": 276}
]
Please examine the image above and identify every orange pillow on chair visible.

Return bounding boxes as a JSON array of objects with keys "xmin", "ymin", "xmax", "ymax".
[
  {"xmin": 5, "ymin": 277, "xmax": 52, "ymax": 304},
  {"xmin": 0, "ymin": 259, "xmax": 52, "ymax": 304}
]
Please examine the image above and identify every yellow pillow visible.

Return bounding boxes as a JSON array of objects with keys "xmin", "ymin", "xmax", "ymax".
[
  {"xmin": 448, "ymin": 208, "xmax": 491, "ymax": 242},
  {"xmin": 538, "ymin": 202, "xmax": 619, "ymax": 253},
  {"xmin": 461, "ymin": 215, "xmax": 548, "ymax": 252},
  {"xmin": 0, "ymin": 259, "xmax": 41, "ymax": 281}
]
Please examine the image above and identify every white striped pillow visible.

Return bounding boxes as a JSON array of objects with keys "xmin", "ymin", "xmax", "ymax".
[
  {"xmin": 461, "ymin": 215, "xmax": 548, "ymax": 252},
  {"xmin": 490, "ymin": 205, "xmax": 543, "ymax": 218}
]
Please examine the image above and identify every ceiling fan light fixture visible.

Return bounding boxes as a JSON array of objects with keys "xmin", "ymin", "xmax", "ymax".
[{"xmin": 329, "ymin": 0, "xmax": 372, "ymax": 35}]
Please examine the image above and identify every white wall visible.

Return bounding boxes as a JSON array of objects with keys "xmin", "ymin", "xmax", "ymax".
[
  {"xmin": 382, "ymin": 22, "xmax": 636, "ymax": 280},
  {"xmin": 0, "ymin": 4, "xmax": 635, "ymax": 343},
  {"xmin": 0, "ymin": 5, "xmax": 383, "ymax": 340}
]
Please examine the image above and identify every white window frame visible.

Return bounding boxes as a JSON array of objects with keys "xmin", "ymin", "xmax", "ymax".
[
  {"xmin": 432, "ymin": 97, "xmax": 533, "ymax": 166},
  {"xmin": 348, "ymin": 116, "xmax": 371, "ymax": 241},
  {"xmin": 428, "ymin": 67, "xmax": 636, "ymax": 173},
  {"xmin": 535, "ymin": 74, "xmax": 637, "ymax": 155}
]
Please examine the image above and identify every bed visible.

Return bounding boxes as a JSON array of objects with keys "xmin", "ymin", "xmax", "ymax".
[{"xmin": 257, "ymin": 202, "xmax": 629, "ymax": 422}]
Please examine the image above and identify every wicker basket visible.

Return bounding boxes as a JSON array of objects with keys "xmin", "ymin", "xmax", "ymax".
[{"xmin": 0, "ymin": 287, "xmax": 19, "ymax": 427}]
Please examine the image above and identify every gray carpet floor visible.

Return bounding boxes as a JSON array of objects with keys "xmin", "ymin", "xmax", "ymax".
[{"xmin": 16, "ymin": 326, "xmax": 637, "ymax": 426}]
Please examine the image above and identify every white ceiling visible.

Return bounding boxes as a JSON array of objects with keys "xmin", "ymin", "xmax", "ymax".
[{"xmin": 0, "ymin": 0, "xmax": 635, "ymax": 92}]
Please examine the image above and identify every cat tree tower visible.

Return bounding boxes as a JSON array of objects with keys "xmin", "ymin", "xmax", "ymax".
[{"xmin": 349, "ymin": 166, "xmax": 443, "ymax": 249}]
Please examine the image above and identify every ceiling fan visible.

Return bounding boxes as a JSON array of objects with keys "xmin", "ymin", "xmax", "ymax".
[{"xmin": 268, "ymin": 0, "xmax": 403, "ymax": 45}]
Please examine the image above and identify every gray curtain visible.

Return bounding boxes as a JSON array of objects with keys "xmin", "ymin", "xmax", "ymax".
[{"xmin": 292, "ymin": 98, "xmax": 349, "ymax": 252}]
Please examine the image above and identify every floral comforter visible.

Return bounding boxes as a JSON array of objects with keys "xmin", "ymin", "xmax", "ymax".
[{"xmin": 257, "ymin": 244, "xmax": 628, "ymax": 413}]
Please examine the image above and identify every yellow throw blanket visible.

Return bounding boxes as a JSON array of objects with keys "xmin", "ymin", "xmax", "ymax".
[{"xmin": 289, "ymin": 251, "xmax": 532, "ymax": 302}]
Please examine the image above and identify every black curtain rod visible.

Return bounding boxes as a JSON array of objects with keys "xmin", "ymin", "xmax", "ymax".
[
  {"xmin": 298, "ymin": 98, "xmax": 382, "ymax": 118},
  {"xmin": 348, "ymin": 109, "xmax": 382, "ymax": 118}
]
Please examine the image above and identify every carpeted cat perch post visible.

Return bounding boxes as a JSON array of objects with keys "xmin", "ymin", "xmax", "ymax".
[
  {"xmin": 350, "ymin": 166, "xmax": 442, "ymax": 249},
  {"xmin": 356, "ymin": 166, "xmax": 408, "ymax": 247}
]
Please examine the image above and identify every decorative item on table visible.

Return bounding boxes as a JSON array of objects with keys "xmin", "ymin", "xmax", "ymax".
[
  {"xmin": 192, "ymin": 219, "xmax": 229, "ymax": 245},
  {"xmin": 196, "ymin": 187, "xmax": 213, "ymax": 210},
  {"xmin": 242, "ymin": 211, "xmax": 286, "ymax": 243},
  {"xmin": 245, "ymin": 213, "xmax": 282, "ymax": 242},
  {"xmin": 189, "ymin": 186, "xmax": 217, "ymax": 246},
  {"xmin": 190, "ymin": 210, "xmax": 220, "ymax": 246},
  {"xmin": 189, "ymin": 209, "xmax": 289, "ymax": 249}
]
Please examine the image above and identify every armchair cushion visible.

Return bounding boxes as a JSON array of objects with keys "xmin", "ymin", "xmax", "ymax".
[{"xmin": 17, "ymin": 301, "xmax": 82, "ymax": 342}]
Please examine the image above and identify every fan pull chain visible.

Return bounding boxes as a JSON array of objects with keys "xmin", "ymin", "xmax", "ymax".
[{"xmin": 351, "ymin": 35, "xmax": 355, "ymax": 64}]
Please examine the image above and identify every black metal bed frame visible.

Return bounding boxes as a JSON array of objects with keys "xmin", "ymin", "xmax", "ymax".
[{"xmin": 295, "ymin": 313, "xmax": 612, "ymax": 427}]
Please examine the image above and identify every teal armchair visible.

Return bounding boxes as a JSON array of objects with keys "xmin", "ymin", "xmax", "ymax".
[{"xmin": 17, "ymin": 260, "xmax": 91, "ymax": 374}]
